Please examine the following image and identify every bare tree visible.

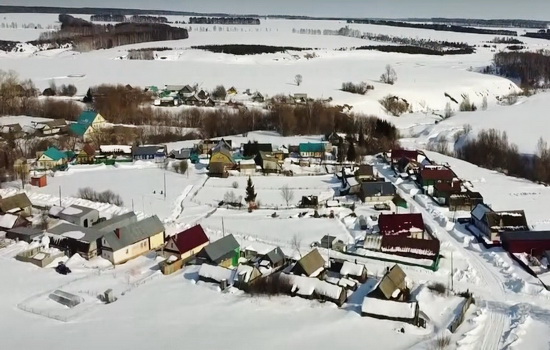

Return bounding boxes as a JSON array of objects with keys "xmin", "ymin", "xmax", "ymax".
[
  {"xmin": 444, "ymin": 102, "xmax": 454, "ymax": 119},
  {"xmin": 280, "ymin": 184, "xmax": 294, "ymax": 207},
  {"xmin": 291, "ymin": 234, "xmax": 303, "ymax": 259},
  {"xmin": 39, "ymin": 209, "xmax": 50, "ymax": 230},
  {"xmin": 481, "ymin": 96, "xmax": 488, "ymax": 111},
  {"xmin": 380, "ymin": 64, "xmax": 397, "ymax": 85},
  {"xmin": 294, "ymin": 74, "xmax": 303, "ymax": 86}
]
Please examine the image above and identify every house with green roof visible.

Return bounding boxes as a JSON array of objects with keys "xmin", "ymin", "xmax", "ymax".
[
  {"xmin": 70, "ymin": 111, "xmax": 107, "ymax": 141},
  {"xmin": 37, "ymin": 146, "xmax": 68, "ymax": 169},
  {"xmin": 299, "ymin": 143, "xmax": 326, "ymax": 159}
]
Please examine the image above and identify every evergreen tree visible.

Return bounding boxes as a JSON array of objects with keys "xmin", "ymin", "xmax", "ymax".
[
  {"xmin": 245, "ymin": 176, "xmax": 257, "ymax": 203},
  {"xmin": 337, "ymin": 137, "xmax": 345, "ymax": 163},
  {"xmin": 347, "ymin": 141, "xmax": 356, "ymax": 162},
  {"xmin": 358, "ymin": 131, "xmax": 366, "ymax": 148}
]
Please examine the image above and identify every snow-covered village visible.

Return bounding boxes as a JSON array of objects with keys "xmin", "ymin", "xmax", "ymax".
[{"xmin": 2, "ymin": 1, "xmax": 550, "ymax": 349}]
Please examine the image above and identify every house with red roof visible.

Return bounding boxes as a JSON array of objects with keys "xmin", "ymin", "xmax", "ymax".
[
  {"xmin": 378, "ymin": 213, "xmax": 426, "ymax": 239},
  {"xmin": 419, "ymin": 166, "xmax": 455, "ymax": 188},
  {"xmin": 164, "ymin": 224, "xmax": 210, "ymax": 262}
]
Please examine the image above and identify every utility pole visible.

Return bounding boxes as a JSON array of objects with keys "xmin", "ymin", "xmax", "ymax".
[
  {"xmin": 132, "ymin": 199, "xmax": 134, "ymax": 212},
  {"xmin": 58, "ymin": 186, "xmax": 62, "ymax": 207},
  {"xmin": 222, "ymin": 217, "xmax": 225, "ymax": 237},
  {"xmin": 163, "ymin": 172, "xmax": 166, "ymax": 200},
  {"xmin": 451, "ymin": 251, "xmax": 454, "ymax": 292}
]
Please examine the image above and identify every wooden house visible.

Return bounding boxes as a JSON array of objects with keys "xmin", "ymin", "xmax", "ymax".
[
  {"xmin": 292, "ymin": 249, "xmax": 326, "ymax": 278},
  {"xmin": 209, "ymin": 149, "xmax": 235, "ymax": 177},
  {"xmin": 199, "ymin": 234, "xmax": 240, "ymax": 268},
  {"xmin": 5, "ymin": 227, "xmax": 42, "ymax": 243},
  {"xmin": 37, "ymin": 147, "xmax": 68, "ymax": 170},
  {"xmin": 339, "ymin": 261, "xmax": 368, "ymax": 283},
  {"xmin": 378, "ymin": 213, "xmax": 425, "ymax": 239},
  {"xmin": 233, "ymin": 264, "xmax": 262, "ymax": 290},
  {"xmin": 368, "ymin": 264, "xmax": 408, "ymax": 301},
  {"xmin": 433, "ymin": 180, "xmax": 462, "ymax": 205},
  {"xmin": 70, "ymin": 111, "xmax": 107, "ymax": 141},
  {"xmin": 0, "ymin": 193, "xmax": 32, "ymax": 216},
  {"xmin": 237, "ymin": 159, "xmax": 257, "ymax": 175},
  {"xmin": 299, "ymin": 143, "xmax": 325, "ymax": 159},
  {"xmin": 259, "ymin": 247, "xmax": 286, "ymax": 270},
  {"xmin": 34, "ymin": 119, "xmax": 67, "ymax": 136},
  {"xmin": 288, "ymin": 274, "xmax": 347, "ymax": 306},
  {"xmin": 1, "ymin": 123, "xmax": 24, "ymax": 138},
  {"xmin": 319, "ymin": 235, "xmax": 346, "ymax": 252},
  {"xmin": 227, "ymin": 86, "xmax": 238, "ymax": 95},
  {"xmin": 58, "ymin": 205, "xmax": 99, "ymax": 228},
  {"xmin": 76, "ymin": 144, "xmax": 96, "ymax": 164},
  {"xmin": 419, "ymin": 166, "xmax": 455, "ymax": 188},
  {"xmin": 471, "ymin": 203, "xmax": 529, "ymax": 243},
  {"xmin": 255, "ymin": 151, "xmax": 281, "ymax": 173},
  {"xmin": 355, "ymin": 164, "xmax": 375, "ymax": 182},
  {"xmin": 164, "ymin": 224, "xmax": 210, "ymax": 262},
  {"xmin": 133, "ymin": 145, "xmax": 167, "ymax": 163},
  {"xmin": 48, "ymin": 223, "xmax": 104, "ymax": 259},
  {"xmin": 359, "ymin": 181, "xmax": 396, "ymax": 203},
  {"xmin": 101, "ymin": 215, "xmax": 165, "ymax": 264}
]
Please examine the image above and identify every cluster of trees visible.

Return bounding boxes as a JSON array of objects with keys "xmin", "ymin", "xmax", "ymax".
[
  {"xmin": 190, "ymin": 44, "xmax": 308, "ymax": 55},
  {"xmin": 493, "ymin": 51, "xmax": 550, "ymax": 88},
  {"xmin": 90, "ymin": 14, "xmax": 126, "ymax": 22},
  {"xmin": 356, "ymin": 45, "xmax": 472, "ymax": 56},
  {"xmin": 127, "ymin": 49, "xmax": 155, "ymax": 60},
  {"xmin": 524, "ymin": 30, "xmax": 550, "ymax": 40},
  {"xmin": 43, "ymin": 81, "xmax": 77, "ymax": 97},
  {"xmin": 341, "ymin": 81, "xmax": 374, "ymax": 95},
  {"xmin": 425, "ymin": 18, "xmax": 548, "ymax": 29},
  {"xmin": 129, "ymin": 15, "xmax": 168, "ymax": 23},
  {"xmin": 188, "ymin": 17, "xmax": 260, "ymax": 25},
  {"xmin": 379, "ymin": 95, "xmax": 410, "ymax": 116},
  {"xmin": 211, "ymin": 85, "xmax": 227, "ymax": 100},
  {"xmin": 347, "ymin": 19, "xmax": 517, "ymax": 36},
  {"xmin": 489, "ymin": 37, "xmax": 524, "ymax": 44},
  {"xmin": 40, "ymin": 15, "xmax": 188, "ymax": 52},
  {"xmin": 78, "ymin": 187, "xmax": 124, "ymax": 206}
]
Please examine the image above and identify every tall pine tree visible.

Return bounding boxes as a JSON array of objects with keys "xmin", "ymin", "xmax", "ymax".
[
  {"xmin": 347, "ymin": 141, "xmax": 356, "ymax": 163},
  {"xmin": 245, "ymin": 176, "xmax": 257, "ymax": 203}
]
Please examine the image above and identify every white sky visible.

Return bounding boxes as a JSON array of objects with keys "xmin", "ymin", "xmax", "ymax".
[{"xmin": 4, "ymin": 0, "xmax": 550, "ymax": 21}]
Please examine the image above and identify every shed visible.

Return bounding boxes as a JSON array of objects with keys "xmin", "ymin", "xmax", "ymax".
[
  {"xmin": 356, "ymin": 164, "xmax": 375, "ymax": 181},
  {"xmin": 200, "ymin": 234, "xmax": 240, "ymax": 268},
  {"xmin": 198, "ymin": 263, "xmax": 236, "ymax": 285},
  {"xmin": 6, "ymin": 226, "xmax": 43, "ymax": 243},
  {"xmin": 49, "ymin": 290, "xmax": 83, "ymax": 308},
  {"xmin": 292, "ymin": 249, "xmax": 326, "ymax": 277},
  {"xmin": 243, "ymin": 142, "xmax": 272, "ymax": 157},
  {"xmin": 287, "ymin": 274, "xmax": 347, "ymax": 306},
  {"xmin": 30, "ymin": 175, "xmax": 48, "ymax": 188},
  {"xmin": 340, "ymin": 261, "xmax": 368, "ymax": 283},
  {"xmin": 58, "ymin": 205, "xmax": 99, "ymax": 228},
  {"xmin": 361, "ymin": 298, "xmax": 420, "ymax": 325},
  {"xmin": 319, "ymin": 235, "xmax": 346, "ymax": 252},
  {"xmin": 261, "ymin": 247, "xmax": 286, "ymax": 269}
]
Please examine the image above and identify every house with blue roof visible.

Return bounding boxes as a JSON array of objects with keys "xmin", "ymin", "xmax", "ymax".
[
  {"xmin": 37, "ymin": 146, "xmax": 69, "ymax": 169},
  {"xmin": 299, "ymin": 143, "xmax": 327, "ymax": 159},
  {"xmin": 70, "ymin": 111, "xmax": 107, "ymax": 141}
]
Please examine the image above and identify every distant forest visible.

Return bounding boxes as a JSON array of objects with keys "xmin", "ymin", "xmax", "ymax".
[
  {"xmin": 409, "ymin": 18, "xmax": 549, "ymax": 29},
  {"xmin": 90, "ymin": 14, "xmax": 169, "ymax": 23},
  {"xmin": 491, "ymin": 51, "xmax": 550, "ymax": 88},
  {"xmin": 356, "ymin": 45, "xmax": 473, "ymax": 56},
  {"xmin": 191, "ymin": 44, "xmax": 309, "ymax": 55},
  {"xmin": 347, "ymin": 19, "xmax": 518, "ymax": 37},
  {"xmin": 37, "ymin": 14, "xmax": 188, "ymax": 51},
  {"xmin": 189, "ymin": 17, "xmax": 260, "ymax": 25}
]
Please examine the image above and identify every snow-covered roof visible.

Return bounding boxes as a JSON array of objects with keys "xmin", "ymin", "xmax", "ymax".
[
  {"xmin": 288, "ymin": 274, "xmax": 343, "ymax": 300},
  {"xmin": 340, "ymin": 261, "xmax": 366, "ymax": 277},
  {"xmin": 0, "ymin": 214, "xmax": 18, "ymax": 229},
  {"xmin": 346, "ymin": 177, "xmax": 359, "ymax": 187},
  {"xmin": 198, "ymin": 264, "xmax": 235, "ymax": 283},
  {"xmin": 238, "ymin": 159, "xmax": 256, "ymax": 165},
  {"xmin": 48, "ymin": 205, "xmax": 64, "ymax": 217},
  {"xmin": 361, "ymin": 298, "xmax": 417, "ymax": 319},
  {"xmin": 99, "ymin": 145, "xmax": 132, "ymax": 154}
]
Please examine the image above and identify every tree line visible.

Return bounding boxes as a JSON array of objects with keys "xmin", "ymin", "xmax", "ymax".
[
  {"xmin": 492, "ymin": 51, "xmax": 550, "ymax": 88},
  {"xmin": 188, "ymin": 17, "xmax": 260, "ymax": 25},
  {"xmin": 190, "ymin": 44, "xmax": 308, "ymax": 55}
]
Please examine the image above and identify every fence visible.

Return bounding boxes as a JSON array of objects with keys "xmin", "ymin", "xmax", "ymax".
[{"xmin": 448, "ymin": 295, "xmax": 475, "ymax": 333}]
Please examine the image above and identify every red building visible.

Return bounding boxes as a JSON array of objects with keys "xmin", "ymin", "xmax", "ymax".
[
  {"xmin": 501, "ymin": 231, "xmax": 550, "ymax": 255},
  {"xmin": 378, "ymin": 213, "xmax": 425, "ymax": 239},
  {"xmin": 30, "ymin": 175, "xmax": 47, "ymax": 187}
]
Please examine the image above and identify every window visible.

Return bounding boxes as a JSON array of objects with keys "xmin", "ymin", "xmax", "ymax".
[{"xmin": 126, "ymin": 249, "xmax": 129, "ymax": 254}]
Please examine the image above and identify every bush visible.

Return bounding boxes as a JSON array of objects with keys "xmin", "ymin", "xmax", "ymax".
[
  {"xmin": 341, "ymin": 81, "xmax": 374, "ymax": 95},
  {"xmin": 78, "ymin": 187, "xmax": 124, "ymax": 206},
  {"xmin": 211, "ymin": 85, "xmax": 227, "ymax": 100},
  {"xmin": 247, "ymin": 274, "xmax": 292, "ymax": 296},
  {"xmin": 379, "ymin": 95, "xmax": 409, "ymax": 116},
  {"xmin": 232, "ymin": 181, "xmax": 239, "ymax": 189},
  {"xmin": 380, "ymin": 64, "xmax": 397, "ymax": 85},
  {"xmin": 459, "ymin": 95, "xmax": 476, "ymax": 111},
  {"xmin": 499, "ymin": 93, "xmax": 518, "ymax": 106},
  {"xmin": 428, "ymin": 282, "xmax": 447, "ymax": 295},
  {"xmin": 179, "ymin": 161, "xmax": 188, "ymax": 174},
  {"xmin": 58, "ymin": 84, "xmax": 77, "ymax": 96}
]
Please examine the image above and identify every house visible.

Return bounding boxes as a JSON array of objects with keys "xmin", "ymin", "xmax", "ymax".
[
  {"xmin": 251, "ymin": 91, "xmax": 264, "ymax": 103},
  {"xmin": 449, "ymin": 191, "xmax": 483, "ymax": 212},
  {"xmin": 361, "ymin": 298, "xmax": 421, "ymax": 326},
  {"xmin": 99, "ymin": 145, "xmax": 133, "ymax": 157},
  {"xmin": 299, "ymin": 143, "xmax": 325, "ymax": 158},
  {"xmin": 242, "ymin": 142, "xmax": 272, "ymax": 158},
  {"xmin": 76, "ymin": 144, "xmax": 96, "ymax": 164},
  {"xmin": 501, "ymin": 231, "xmax": 550, "ymax": 255},
  {"xmin": 368, "ymin": 264, "xmax": 408, "ymax": 300},
  {"xmin": 133, "ymin": 145, "xmax": 167, "ymax": 163},
  {"xmin": 199, "ymin": 234, "xmax": 240, "ymax": 268},
  {"xmin": 0, "ymin": 123, "xmax": 24, "ymax": 138},
  {"xmin": 92, "ymin": 212, "xmax": 137, "ymax": 232},
  {"xmin": 0, "ymin": 213, "xmax": 28, "ymax": 230},
  {"xmin": 164, "ymin": 224, "xmax": 210, "ymax": 262},
  {"xmin": 259, "ymin": 247, "xmax": 286, "ymax": 270},
  {"xmin": 164, "ymin": 85, "xmax": 185, "ymax": 93},
  {"xmin": 233, "ymin": 264, "xmax": 262, "ymax": 290},
  {"xmin": 237, "ymin": 159, "xmax": 257, "ymax": 175},
  {"xmin": 380, "ymin": 235, "xmax": 440, "ymax": 260},
  {"xmin": 319, "ymin": 235, "xmax": 346, "ymax": 252},
  {"xmin": 359, "ymin": 181, "xmax": 396, "ymax": 203},
  {"xmin": 30, "ymin": 175, "xmax": 47, "ymax": 187},
  {"xmin": 198, "ymin": 140, "xmax": 218, "ymax": 155},
  {"xmin": 5, "ymin": 227, "xmax": 43, "ymax": 243},
  {"xmin": 209, "ymin": 149, "xmax": 235, "ymax": 177},
  {"xmin": 390, "ymin": 148, "xmax": 420, "ymax": 173},
  {"xmin": 433, "ymin": 181, "xmax": 462, "ymax": 205},
  {"xmin": 58, "ymin": 205, "xmax": 99, "ymax": 228},
  {"xmin": 378, "ymin": 213, "xmax": 425, "ymax": 239},
  {"xmin": 227, "ymin": 86, "xmax": 238, "ymax": 95},
  {"xmin": 168, "ymin": 148, "xmax": 191, "ymax": 160},
  {"xmin": 48, "ymin": 223, "xmax": 104, "ymax": 259},
  {"xmin": 339, "ymin": 261, "xmax": 368, "ymax": 283},
  {"xmin": 471, "ymin": 203, "xmax": 529, "ymax": 242},
  {"xmin": 356, "ymin": 164, "xmax": 375, "ymax": 182},
  {"xmin": 255, "ymin": 151, "xmax": 282, "ymax": 173},
  {"xmin": 292, "ymin": 249, "xmax": 326, "ymax": 277},
  {"xmin": 419, "ymin": 166, "xmax": 455, "ymax": 188},
  {"xmin": 101, "ymin": 215, "xmax": 165, "ymax": 264},
  {"xmin": 37, "ymin": 147, "xmax": 68, "ymax": 169},
  {"xmin": 34, "ymin": 119, "xmax": 67, "ymax": 136},
  {"xmin": 288, "ymin": 274, "xmax": 347, "ymax": 306},
  {"xmin": 180, "ymin": 85, "xmax": 195, "ymax": 98},
  {"xmin": 70, "ymin": 111, "xmax": 107, "ymax": 140},
  {"xmin": 0, "ymin": 193, "xmax": 32, "ymax": 216}
]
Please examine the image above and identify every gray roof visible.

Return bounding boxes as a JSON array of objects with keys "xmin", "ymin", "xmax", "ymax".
[
  {"xmin": 361, "ymin": 181, "xmax": 396, "ymax": 197},
  {"xmin": 103, "ymin": 215, "xmax": 164, "ymax": 252},
  {"xmin": 471, "ymin": 203, "xmax": 493, "ymax": 221},
  {"xmin": 170, "ymin": 149, "xmax": 191, "ymax": 159},
  {"xmin": 203, "ymin": 234, "xmax": 239, "ymax": 263},
  {"xmin": 47, "ymin": 223, "xmax": 104, "ymax": 243},
  {"xmin": 320, "ymin": 235, "xmax": 338, "ymax": 247},
  {"xmin": 60, "ymin": 205, "xmax": 98, "ymax": 219},
  {"xmin": 134, "ymin": 146, "xmax": 165, "ymax": 156},
  {"xmin": 92, "ymin": 212, "xmax": 137, "ymax": 232},
  {"xmin": 264, "ymin": 247, "xmax": 285, "ymax": 265},
  {"xmin": 6, "ymin": 226, "xmax": 43, "ymax": 237},
  {"xmin": 165, "ymin": 85, "xmax": 185, "ymax": 91}
]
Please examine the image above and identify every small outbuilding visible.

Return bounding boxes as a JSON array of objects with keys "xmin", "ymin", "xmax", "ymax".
[{"xmin": 58, "ymin": 205, "xmax": 99, "ymax": 228}]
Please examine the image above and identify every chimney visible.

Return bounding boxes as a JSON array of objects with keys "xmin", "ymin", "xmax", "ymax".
[{"xmin": 115, "ymin": 228, "xmax": 121, "ymax": 239}]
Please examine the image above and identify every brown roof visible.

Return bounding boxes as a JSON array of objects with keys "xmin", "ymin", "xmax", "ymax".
[
  {"xmin": 376, "ymin": 264, "xmax": 407, "ymax": 299},
  {"xmin": 434, "ymin": 181, "xmax": 462, "ymax": 194},
  {"xmin": 0, "ymin": 193, "xmax": 32, "ymax": 213},
  {"xmin": 294, "ymin": 249, "xmax": 325, "ymax": 276},
  {"xmin": 81, "ymin": 143, "xmax": 96, "ymax": 157},
  {"xmin": 421, "ymin": 167, "xmax": 455, "ymax": 181},
  {"xmin": 486, "ymin": 210, "xmax": 529, "ymax": 232},
  {"xmin": 356, "ymin": 164, "xmax": 374, "ymax": 177}
]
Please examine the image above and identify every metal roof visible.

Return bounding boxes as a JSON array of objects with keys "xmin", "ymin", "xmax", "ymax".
[
  {"xmin": 103, "ymin": 215, "xmax": 164, "ymax": 251},
  {"xmin": 171, "ymin": 224, "xmax": 210, "ymax": 254},
  {"xmin": 202, "ymin": 234, "xmax": 239, "ymax": 263},
  {"xmin": 361, "ymin": 181, "xmax": 396, "ymax": 197},
  {"xmin": 501, "ymin": 230, "xmax": 550, "ymax": 242},
  {"xmin": 264, "ymin": 247, "xmax": 285, "ymax": 265},
  {"xmin": 47, "ymin": 223, "xmax": 104, "ymax": 243},
  {"xmin": 92, "ymin": 212, "xmax": 137, "ymax": 232},
  {"xmin": 133, "ymin": 145, "xmax": 165, "ymax": 156},
  {"xmin": 293, "ymin": 249, "xmax": 325, "ymax": 276},
  {"xmin": 0, "ymin": 193, "xmax": 32, "ymax": 213},
  {"xmin": 375, "ymin": 264, "xmax": 407, "ymax": 299},
  {"xmin": 60, "ymin": 205, "xmax": 98, "ymax": 219},
  {"xmin": 6, "ymin": 226, "xmax": 43, "ymax": 237},
  {"xmin": 471, "ymin": 203, "xmax": 493, "ymax": 221}
]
